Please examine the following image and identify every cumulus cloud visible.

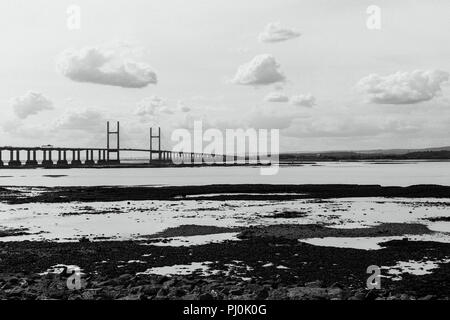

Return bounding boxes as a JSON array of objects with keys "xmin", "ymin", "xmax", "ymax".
[
  {"xmin": 10, "ymin": 91, "xmax": 54, "ymax": 119},
  {"xmin": 231, "ymin": 54, "xmax": 286, "ymax": 86},
  {"xmin": 53, "ymin": 108, "xmax": 106, "ymax": 132},
  {"xmin": 134, "ymin": 96, "xmax": 173, "ymax": 117},
  {"xmin": 57, "ymin": 45, "xmax": 157, "ymax": 88},
  {"xmin": 264, "ymin": 92, "xmax": 289, "ymax": 102},
  {"xmin": 290, "ymin": 94, "xmax": 316, "ymax": 107},
  {"xmin": 357, "ymin": 70, "xmax": 449, "ymax": 104},
  {"xmin": 258, "ymin": 22, "xmax": 301, "ymax": 43}
]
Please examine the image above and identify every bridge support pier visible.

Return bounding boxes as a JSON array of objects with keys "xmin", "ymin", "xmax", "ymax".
[
  {"xmin": 8, "ymin": 150, "xmax": 21, "ymax": 167},
  {"xmin": 85, "ymin": 150, "xmax": 95, "ymax": 166},
  {"xmin": 42, "ymin": 150, "xmax": 54, "ymax": 167},
  {"xmin": 56, "ymin": 150, "xmax": 69, "ymax": 167},
  {"xmin": 71, "ymin": 150, "xmax": 82, "ymax": 166},
  {"xmin": 97, "ymin": 150, "xmax": 107, "ymax": 165},
  {"xmin": 0, "ymin": 149, "xmax": 3, "ymax": 167},
  {"xmin": 25, "ymin": 150, "xmax": 38, "ymax": 166}
]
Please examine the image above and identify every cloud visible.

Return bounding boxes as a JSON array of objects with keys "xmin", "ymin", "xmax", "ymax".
[
  {"xmin": 290, "ymin": 94, "xmax": 316, "ymax": 107},
  {"xmin": 231, "ymin": 54, "xmax": 286, "ymax": 86},
  {"xmin": 264, "ymin": 92, "xmax": 289, "ymax": 102},
  {"xmin": 10, "ymin": 91, "xmax": 54, "ymax": 119},
  {"xmin": 177, "ymin": 101, "xmax": 191, "ymax": 113},
  {"xmin": 357, "ymin": 70, "xmax": 449, "ymax": 104},
  {"xmin": 53, "ymin": 108, "xmax": 106, "ymax": 132},
  {"xmin": 134, "ymin": 96, "xmax": 173, "ymax": 117},
  {"xmin": 258, "ymin": 22, "xmax": 301, "ymax": 43},
  {"xmin": 57, "ymin": 45, "xmax": 157, "ymax": 88},
  {"xmin": 284, "ymin": 116, "xmax": 421, "ymax": 139}
]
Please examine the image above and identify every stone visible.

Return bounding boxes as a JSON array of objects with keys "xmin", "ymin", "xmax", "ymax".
[
  {"xmin": 230, "ymin": 288, "xmax": 244, "ymax": 296},
  {"xmin": 141, "ymin": 285, "xmax": 159, "ymax": 296},
  {"xmin": 326, "ymin": 287, "xmax": 343, "ymax": 300},
  {"xmin": 304, "ymin": 280, "xmax": 323, "ymax": 288},
  {"xmin": 287, "ymin": 287, "xmax": 328, "ymax": 300},
  {"xmin": 199, "ymin": 292, "xmax": 214, "ymax": 300},
  {"xmin": 268, "ymin": 288, "xmax": 288, "ymax": 300},
  {"xmin": 419, "ymin": 295, "xmax": 435, "ymax": 300},
  {"xmin": 255, "ymin": 287, "xmax": 269, "ymax": 300}
]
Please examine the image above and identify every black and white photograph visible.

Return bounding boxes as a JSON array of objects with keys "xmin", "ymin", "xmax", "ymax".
[{"xmin": 0, "ymin": 0, "xmax": 449, "ymax": 314}]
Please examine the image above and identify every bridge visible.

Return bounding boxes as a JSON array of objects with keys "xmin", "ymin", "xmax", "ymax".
[{"xmin": 0, "ymin": 122, "xmax": 235, "ymax": 168}]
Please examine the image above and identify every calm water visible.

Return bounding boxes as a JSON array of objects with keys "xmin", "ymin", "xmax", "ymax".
[{"xmin": 0, "ymin": 161, "xmax": 449, "ymax": 187}]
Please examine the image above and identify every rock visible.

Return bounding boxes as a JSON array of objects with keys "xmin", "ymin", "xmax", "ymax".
[
  {"xmin": 329, "ymin": 282, "xmax": 344, "ymax": 289},
  {"xmin": 157, "ymin": 287, "xmax": 169, "ymax": 297},
  {"xmin": 162, "ymin": 278, "xmax": 177, "ymax": 289},
  {"xmin": 255, "ymin": 287, "xmax": 269, "ymax": 300},
  {"xmin": 419, "ymin": 295, "xmax": 435, "ymax": 300},
  {"xmin": 118, "ymin": 294, "xmax": 142, "ymax": 300},
  {"xmin": 199, "ymin": 292, "xmax": 214, "ymax": 300},
  {"xmin": 6, "ymin": 286, "xmax": 24, "ymax": 297},
  {"xmin": 326, "ymin": 288, "xmax": 343, "ymax": 300},
  {"xmin": 287, "ymin": 287, "xmax": 328, "ymax": 300},
  {"xmin": 141, "ymin": 285, "xmax": 159, "ymax": 296},
  {"xmin": 81, "ymin": 290, "xmax": 96, "ymax": 300},
  {"xmin": 351, "ymin": 290, "xmax": 366, "ymax": 300},
  {"xmin": 230, "ymin": 288, "xmax": 244, "ymax": 296},
  {"xmin": 174, "ymin": 288, "xmax": 187, "ymax": 297},
  {"xmin": 117, "ymin": 274, "xmax": 133, "ymax": 284},
  {"xmin": 268, "ymin": 288, "xmax": 288, "ymax": 300},
  {"xmin": 157, "ymin": 275, "xmax": 171, "ymax": 284},
  {"xmin": 304, "ymin": 280, "xmax": 323, "ymax": 288},
  {"xmin": 182, "ymin": 293, "xmax": 199, "ymax": 300},
  {"xmin": 98, "ymin": 287, "xmax": 121, "ymax": 299}
]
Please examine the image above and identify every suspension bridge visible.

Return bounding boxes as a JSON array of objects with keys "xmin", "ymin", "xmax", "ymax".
[{"xmin": 0, "ymin": 122, "xmax": 236, "ymax": 168}]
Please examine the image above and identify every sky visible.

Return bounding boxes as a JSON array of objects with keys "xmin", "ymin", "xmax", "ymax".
[{"xmin": 0, "ymin": 0, "xmax": 450, "ymax": 152}]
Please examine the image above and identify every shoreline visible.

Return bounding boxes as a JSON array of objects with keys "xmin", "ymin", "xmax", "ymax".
[
  {"xmin": 1, "ymin": 224, "xmax": 449, "ymax": 300},
  {"xmin": 1, "ymin": 184, "xmax": 449, "ymax": 300},
  {"xmin": 2, "ymin": 184, "xmax": 450, "ymax": 204}
]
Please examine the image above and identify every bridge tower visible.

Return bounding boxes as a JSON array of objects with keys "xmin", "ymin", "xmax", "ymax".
[
  {"xmin": 107, "ymin": 121, "xmax": 120, "ymax": 164},
  {"xmin": 149, "ymin": 127, "xmax": 161, "ymax": 163}
]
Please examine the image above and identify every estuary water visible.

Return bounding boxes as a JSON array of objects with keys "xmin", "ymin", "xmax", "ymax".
[{"xmin": 0, "ymin": 161, "xmax": 450, "ymax": 187}]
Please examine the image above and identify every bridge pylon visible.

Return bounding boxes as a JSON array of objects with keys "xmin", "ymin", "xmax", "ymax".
[{"xmin": 107, "ymin": 121, "xmax": 120, "ymax": 164}]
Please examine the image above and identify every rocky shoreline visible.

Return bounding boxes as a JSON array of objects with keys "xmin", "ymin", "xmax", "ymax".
[
  {"xmin": 1, "ymin": 184, "xmax": 449, "ymax": 300},
  {"xmin": 1, "ymin": 226, "xmax": 449, "ymax": 300},
  {"xmin": 3, "ymin": 184, "xmax": 450, "ymax": 204}
]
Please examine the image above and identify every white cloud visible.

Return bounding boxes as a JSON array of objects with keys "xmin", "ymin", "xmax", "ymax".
[
  {"xmin": 357, "ymin": 70, "xmax": 449, "ymax": 104},
  {"xmin": 231, "ymin": 54, "xmax": 286, "ymax": 86},
  {"xmin": 264, "ymin": 92, "xmax": 289, "ymax": 102},
  {"xmin": 10, "ymin": 91, "xmax": 54, "ymax": 119},
  {"xmin": 290, "ymin": 94, "xmax": 316, "ymax": 107},
  {"xmin": 57, "ymin": 45, "xmax": 157, "ymax": 88},
  {"xmin": 53, "ymin": 108, "xmax": 106, "ymax": 132},
  {"xmin": 134, "ymin": 96, "xmax": 173, "ymax": 117},
  {"xmin": 258, "ymin": 22, "xmax": 301, "ymax": 43}
]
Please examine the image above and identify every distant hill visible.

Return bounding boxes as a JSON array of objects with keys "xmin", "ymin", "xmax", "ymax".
[{"xmin": 280, "ymin": 147, "xmax": 450, "ymax": 161}]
